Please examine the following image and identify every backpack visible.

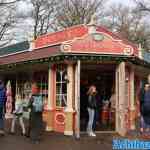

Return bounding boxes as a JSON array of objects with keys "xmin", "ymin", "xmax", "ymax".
[{"xmin": 32, "ymin": 95, "xmax": 43, "ymax": 112}]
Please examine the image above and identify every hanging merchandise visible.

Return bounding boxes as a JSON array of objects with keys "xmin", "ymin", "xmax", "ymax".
[{"xmin": 5, "ymin": 80, "xmax": 13, "ymax": 119}]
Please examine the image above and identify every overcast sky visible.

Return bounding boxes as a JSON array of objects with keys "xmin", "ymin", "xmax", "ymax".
[
  {"xmin": 109, "ymin": 0, "xmax": 134, "ymax": 6},
  {"xmin": 14, "ymin": 0, "xmax": 136, "ymax": 43}
]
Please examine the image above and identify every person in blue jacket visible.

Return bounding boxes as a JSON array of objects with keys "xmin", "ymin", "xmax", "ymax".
[{"xmin": 0, "ymin": 80, "xmax": 6, "ymax": 136}]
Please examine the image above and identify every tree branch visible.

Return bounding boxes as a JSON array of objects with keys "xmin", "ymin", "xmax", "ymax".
[{"xmin": 0, "ymin": 0, "xmax": 20, "ymax": 6}]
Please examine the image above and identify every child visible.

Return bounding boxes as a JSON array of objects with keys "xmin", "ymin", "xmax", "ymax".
[{"xmin": 11, "ymin": 94, "xmax": 26, "ymax": 135}]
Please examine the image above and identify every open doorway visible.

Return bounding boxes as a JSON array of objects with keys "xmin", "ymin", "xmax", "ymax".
[{"xmin": 80, "ymin": 63, "xmax": 116, "ymax": 132}]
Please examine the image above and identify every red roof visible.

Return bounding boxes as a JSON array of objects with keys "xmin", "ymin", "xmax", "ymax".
[
  {"xmin": 34, "ymin": 24, "xmax": 139, "ymax": 56},
  {"xmin": 34, "ymin": 25, "xmax": 88, "ymax": 48}
]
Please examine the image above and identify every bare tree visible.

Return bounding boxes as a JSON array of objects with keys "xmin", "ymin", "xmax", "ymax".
[
  {"xmin": 104, "ymin": 3, "xmax": 150, "ymax": 50},
  {"xmin": 54, "ymin": 0, "xmax": 108, "ymax": 29},
  {"xmin": 0, "ymin": 0, "xmax": 19, "ymax": 47},
  {"xmin": 0, "ymin": 0, "xmax": 20, "ymax": 6},
  {"xmin": 28, "ymin": 0, "xmax": 57, "ymax": 40},
  {"xmin": 134, "ymin": 0, "xmax": 150, "ymax": 12}
]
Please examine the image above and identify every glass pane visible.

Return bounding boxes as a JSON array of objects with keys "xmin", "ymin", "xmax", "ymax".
[
  {"xmin": 56, "ymin": 95, "xmax": 61, "ymax": 106},
  {"xmin": 62, "ymin": 94, "xmax": 67, "ymax": 107},
  {"xmin": 56, "ymin": 83, "xmax": 61, "ymax": 94},
  {"xmin": 62, "ymin": 83, "xmax": 67, "ymax": 93},
  {"xmin": 62, "ymin": 70, "xmax": 67, "ymax": 81},
  {"xmin": 56, "ymin": 71, "xmax": 61, "ymax": 82}
]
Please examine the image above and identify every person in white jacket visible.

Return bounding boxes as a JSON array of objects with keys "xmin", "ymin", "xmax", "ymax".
[{"xmin": 11, "ymin": 94, "xmax": 26, "ymax": 136}]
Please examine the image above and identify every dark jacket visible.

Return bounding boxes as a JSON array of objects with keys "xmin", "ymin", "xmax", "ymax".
[
  {"xmin": 142, "ymin": 89, "xmax": 150, "ymax": 124},
  {"xmin": 87, "ymin": 94, "xmax": 97, "ymax": 109},
  {"xmin": 0, "ymin": 83, "xmax": 6, "ymax": 106},
  {"xmin": 139, "ymin": 88, "xmax": 145, "ymax": 115}
]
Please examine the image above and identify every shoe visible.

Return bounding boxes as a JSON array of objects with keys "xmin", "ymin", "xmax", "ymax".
[
  {"xmin": 25, "ymin": 134, "xmax": 30, "ymax": 138},
  {"xmin": 21, "ymin": 133, "xmax": 26, "ymax": 136},
  {"xmin": 89, "ymin": 132, "xmax": 96, "ymax": 137}
]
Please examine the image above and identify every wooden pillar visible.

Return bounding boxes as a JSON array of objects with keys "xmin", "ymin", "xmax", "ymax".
[
  {"xmin": 45, "ymin": 64, "xmax": 54, "ymax": 131},
  {"xmin": 129, "ymin": 67, "xmax": 136, "ymax": 130},
  {"xmin": 48, "ymin": 65, "xmax": 53, "ymax": 110},
  {"xmin": 64, "ymin": 63, "xmax": 74, "ymax": 136},
  {"xmin": 116, "ymin": 62, "xmax": 127, "ymax": 136},
  {"xmin": 74, "ymin": 60, "xmax": 80, "ymax": 139}
]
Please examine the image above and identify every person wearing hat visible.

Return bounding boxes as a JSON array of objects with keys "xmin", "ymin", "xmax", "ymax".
[{"xmin": 0, "ymin": 80, "xmax": 6, "ymax": 136}]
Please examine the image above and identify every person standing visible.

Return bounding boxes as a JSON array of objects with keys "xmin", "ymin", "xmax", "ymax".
[
  {"xmin": 86, "ymin": 85, "xmax": 97, "ymax": 137},
  {"xmin": 10, "ymin": 94, "xmax": 26, "ymax": 136},
  {"xmin": 0, "ymin": 80, "xmax": 6, "ymax": 136},
  {"xmin": 28, "ymin": 83, "xmax": 43, "ymax": 143},
  {"xmin": 142, "ymin": 84, "xmax": 150, "ymax": 137}
]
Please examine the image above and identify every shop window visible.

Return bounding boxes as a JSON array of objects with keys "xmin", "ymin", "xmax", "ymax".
[
  {"xmin": 56, "ymin": 64, "xmax": 67, "ymax": 107},
  {"xmin": 15, "ymin": 77, "xmax": 32, "ymax": 108}
]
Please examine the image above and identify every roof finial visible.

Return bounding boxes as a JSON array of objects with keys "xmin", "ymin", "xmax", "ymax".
[
  {"xmin": 138, "ymin": 43, "xmax": 143, "ymax": 59},
  {"xmin": 89, "ymin": 14, "xmax": 97, "ymax": 26},
  {"xmin": 88, "ymin": 14, "xmax": 97, "ymax": 34},
  {"xmin": 28, "ymin": 34, "xmax": 35, "ymax": 51}
]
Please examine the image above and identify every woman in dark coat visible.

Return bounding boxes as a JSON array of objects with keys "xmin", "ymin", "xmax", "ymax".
[
  {"xmin": 86, "ymin": 85, "xmax": 97, "ymax": 137},
  {"xmin": 142, "ymin": 84, "xmax": 150, "ymax": 135}
]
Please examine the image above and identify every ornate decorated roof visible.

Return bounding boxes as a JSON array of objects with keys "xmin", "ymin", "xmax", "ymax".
[
  {"xmin": 34, "ymin": 24, "xmax": 139, "ymax": 57},
  {"xmin": 0, "ymin": 24, "xmax": 149, "ymax": 67}
]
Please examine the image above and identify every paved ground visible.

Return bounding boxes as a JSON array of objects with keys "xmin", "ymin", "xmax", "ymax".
[
  {"xmin": 1, "ymin": 119, "xmax": 114, "ymax": 150},
  {"xmin": 1, "ymin": 119, "xmax": 149, "ymax": 150},
  {"xmin": 0, "ymin": 132, "xmax": 113, "ymax": 150}
]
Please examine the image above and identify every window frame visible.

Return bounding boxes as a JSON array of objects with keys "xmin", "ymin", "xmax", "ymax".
[{"xmin": 55, "ymin": 64, "xmax": 67, "ymax": 108}]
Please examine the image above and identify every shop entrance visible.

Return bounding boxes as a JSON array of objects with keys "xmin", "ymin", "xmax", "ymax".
[{"xmin": 80, "ymin": 63, "xmax": 116, "ymax": 132}]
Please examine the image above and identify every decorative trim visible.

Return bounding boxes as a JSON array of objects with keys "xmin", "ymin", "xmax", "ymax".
[
  {"xmin": 60, "ymin": 41, "xmax": 72, "ymax": 52},
  {"xmin": 60, "ymin": 31, "xmax": 135, "ymax": 56},
  {"xmin": 123, "ymin": 47, "xmax": 134, "ymax": 56},
  {"xmin": 1, "ymin": 54, "xmax": 150, "ymax": 70},
  {"xmin": 54, "ymin": 112, "xmax": 65, "ymax": 125}
]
